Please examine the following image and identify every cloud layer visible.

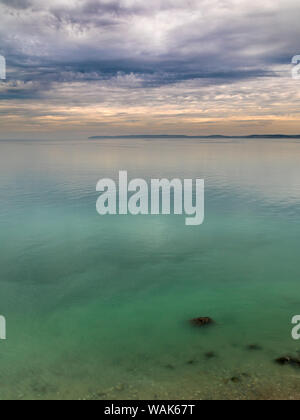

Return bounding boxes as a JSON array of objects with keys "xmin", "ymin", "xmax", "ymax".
[{"xmin": 0, "ymin": 0, "xmax": 299, "ymax": 138}]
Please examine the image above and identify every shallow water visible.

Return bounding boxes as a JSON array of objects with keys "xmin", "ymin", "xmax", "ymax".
[{"xmin": 1, "ymin": 137, "xmax": 300, "ymax": 400}]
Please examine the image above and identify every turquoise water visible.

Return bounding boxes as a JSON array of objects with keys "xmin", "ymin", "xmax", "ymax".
[{"xmin": 1, "ymin": 137, "xmax": 300, "ymax": 400}]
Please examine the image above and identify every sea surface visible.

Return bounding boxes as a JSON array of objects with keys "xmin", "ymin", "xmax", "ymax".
[{"xmin": 0, "ymin": 137, "xmax": 300, "ymax": 400}]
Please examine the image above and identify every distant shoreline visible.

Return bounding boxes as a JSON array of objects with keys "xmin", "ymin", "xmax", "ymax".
[{"xmin": 89, "ymin": 134, "xmax": 300, "ymax": 140}]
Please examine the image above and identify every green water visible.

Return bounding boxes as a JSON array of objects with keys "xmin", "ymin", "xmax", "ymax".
[{"xmin": 1, "ymin": 137, "xmax": 300, "ymax": 400}]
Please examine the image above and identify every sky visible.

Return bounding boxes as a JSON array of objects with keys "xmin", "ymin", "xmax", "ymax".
[{"xmin": 0, "ymin": 0, "xmax": 300, "ymax": 139}]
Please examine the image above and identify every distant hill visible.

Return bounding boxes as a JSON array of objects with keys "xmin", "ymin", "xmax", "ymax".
[{"xmin": 89, "ymin": 134, "xmax": 300, "ymax": 139}]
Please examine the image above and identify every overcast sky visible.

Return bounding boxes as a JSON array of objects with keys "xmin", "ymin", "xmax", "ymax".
[{"xmin": 0, "ymin": 0, "xmax": 299, "ymax": 138}]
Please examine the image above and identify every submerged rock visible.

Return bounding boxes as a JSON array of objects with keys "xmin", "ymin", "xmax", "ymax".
[
  {"xmin": 231, "ymin": 376, "xmax": 241, "ymax": 384},
  {"xmin": 205, "ymin": 351, "xmax": 216, "ymax": 359},
  {"xmin": 190, "ymin": 317, "xmax": 214, "ymax": 327},
  {"xmin": 247, "ymin": 344, "xmax": 263, "ymax": 351},
  {"xmin": 186, "ymin": 359, "xmax": 197, "ymax": 365},
  {"xmin": 164, "ymin": 364, "xmax": 175, "ymax": 370},
  {"xmin": 275, "ymin": 356, "xmax": 300, "ymax": 367},
  {"xmin": 224, "ymin": 373, "xmax": 251, "ymax": 385}
]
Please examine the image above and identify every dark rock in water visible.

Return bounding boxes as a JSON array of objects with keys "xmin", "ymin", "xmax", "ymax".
[
  {"xmin": 205, "ymin": 351, "xmax": 216, "ymax": 359},
  {"xmin": 275, "ymin": 357, "xmax": 289, "ymax": 365},
  {"xmin": 275, "ymin": 356, "xmax": 300, "ymax": 367},
  {"xmin": 187, "ymin": 359, "xmax": 197, "ymax": 365},
  {"xmin": 190, "ymin": 317, "xmax": 214, "ymax": 327},
  {"xmin": 225, "ymin": 373, "xmax": 250, "ymax": 385},
  {"xmin": 165, "ymin": 364, "xmax": 175, "ymax": 370},
  {"xmin": 247, "ymin": 344, "xmax": 262, "ymax": 351}
]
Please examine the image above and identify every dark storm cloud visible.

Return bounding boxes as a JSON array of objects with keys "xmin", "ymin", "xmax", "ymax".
[
  {"xmin": 0, "ymin": 0, "xmax": 299, "ymax": 101},
  {"xmin": 0, "ymin": 0, "xmax": 31, "ymax": 9}
]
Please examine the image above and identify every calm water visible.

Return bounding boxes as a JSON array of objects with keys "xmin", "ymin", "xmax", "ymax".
[{"xmin": 1, "ymin": 137, "xmax": 300, "ymax": 400}]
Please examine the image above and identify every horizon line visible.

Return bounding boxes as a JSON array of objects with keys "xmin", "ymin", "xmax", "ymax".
[{"xmin": 89, "ymin": 134, "xmax": 300, "ymax": 139}]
